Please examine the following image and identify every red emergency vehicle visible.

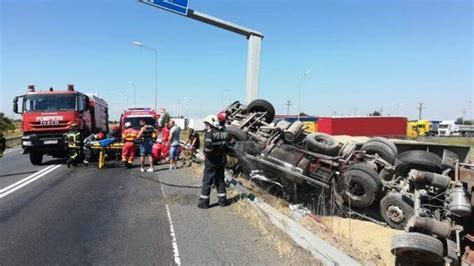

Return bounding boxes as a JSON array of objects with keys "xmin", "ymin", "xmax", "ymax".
[{"xmin": 13, "ymin": 85, "xmax": 109, "ymax": 165}]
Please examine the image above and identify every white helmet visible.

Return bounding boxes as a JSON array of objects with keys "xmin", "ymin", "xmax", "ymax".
[
  {"xmin": 125, "ymin": 122, "xmax": 132, "ymax": 128},
  {"xmin": 204, "ymin": 115, "xmax": 218, "ymax": 127}
]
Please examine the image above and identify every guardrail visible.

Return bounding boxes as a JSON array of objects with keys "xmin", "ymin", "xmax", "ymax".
[{"xmin": 5, "ymin": 136, "xmax": 22, "ymax": 148}]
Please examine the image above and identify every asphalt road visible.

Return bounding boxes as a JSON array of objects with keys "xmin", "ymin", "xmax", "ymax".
[{"xmin": 0, "ymin": 148, "xmax": 307, "ymax": 265}]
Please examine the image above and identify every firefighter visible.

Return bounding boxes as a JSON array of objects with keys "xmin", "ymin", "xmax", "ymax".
[
  {"xmin": 0, "ymin": 132, "xmax": 6, "ymax": 159},
  {"xmin": 65, "ymin": 123, "xmax": 82, "ymax": 167},
  {"xmin": 138, "ymin": 119, "xmax": 157, "ymax": 172},
  {"xmin": 82, "ymin": 131, "xmax": 105, "ymax": 167},
  {"xmin": 121, "ymin": 122, "xmax": 138, "ymax": 168},
  {"xmin": 197, "ymin": 115, "xmax": 233, "ymax": 209}
]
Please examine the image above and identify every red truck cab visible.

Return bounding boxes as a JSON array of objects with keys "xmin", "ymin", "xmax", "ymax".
[{"xmin": 13, "ymin": 85, "xmax": 109, "ymax": 165}]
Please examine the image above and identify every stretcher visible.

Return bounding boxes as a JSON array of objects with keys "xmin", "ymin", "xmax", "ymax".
[{"xmin": 90, "ymin": 138, "xmax": 123, "ymax": 169}]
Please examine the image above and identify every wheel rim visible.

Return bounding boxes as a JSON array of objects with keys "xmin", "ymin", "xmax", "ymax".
[
  {"xmin": 348, "ymin": 181, "xmax": 365, "ymax": 200},
  {"xmin": 387, "ymin": 205, "xmax": 405, "ymax": 223}
]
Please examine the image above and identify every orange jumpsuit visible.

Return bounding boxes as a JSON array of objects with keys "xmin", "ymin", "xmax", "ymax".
[{"xmin": 122, "ymin": 128, "xmax": 138, "ymax": 163}]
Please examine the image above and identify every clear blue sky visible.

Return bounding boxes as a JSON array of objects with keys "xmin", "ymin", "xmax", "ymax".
[{"xmin": 1, "ymin": 0, "xmax": 472, "ymax": 120}]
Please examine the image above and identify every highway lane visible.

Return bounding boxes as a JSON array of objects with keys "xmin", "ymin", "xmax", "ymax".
[{"xmin": 0, "ymin": 151, "xmax": 311, "ymax": 264}]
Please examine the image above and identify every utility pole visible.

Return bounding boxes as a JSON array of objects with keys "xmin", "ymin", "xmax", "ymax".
[
  {"xmin": 379, "ymin": 107, "xmax": 383, "ymax": 115},
  {"xmin": 461, "ymin": 108, "xmax": 466, "ymax": 123},
  {"xmin": 285, "ymin": 100, "xmax": 292, "ymax": 116},
  {"xmin": 353, "ymin": 108, "xmax": 357, "ymax": 116},
  {"xmin": 416, "ymin": 102, "xmax": 425, "ymax": 120}
]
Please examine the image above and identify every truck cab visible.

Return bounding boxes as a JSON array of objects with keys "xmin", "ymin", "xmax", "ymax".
[{"xmin": 13, "ymin": 85, "xmax": 109, "ymax": 165}]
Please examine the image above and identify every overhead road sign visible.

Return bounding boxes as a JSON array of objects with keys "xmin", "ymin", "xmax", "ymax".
[{"xmin": 139, "ymin": 0, "xmax": 189, "ymax": 16}]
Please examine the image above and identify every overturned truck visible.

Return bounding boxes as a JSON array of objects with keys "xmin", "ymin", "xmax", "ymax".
[{"xmin": 221, "ymin": 99, "xmax": 474, "ymax": 265}]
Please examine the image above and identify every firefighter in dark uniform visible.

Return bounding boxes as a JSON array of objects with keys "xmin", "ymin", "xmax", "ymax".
[
  {"xmin": 197, "ymin": 115, "xmax": 233, "ymax": 209},
  {"xmin": 65, "ymin": 123, "xmax": 82, "ymax": 167}
]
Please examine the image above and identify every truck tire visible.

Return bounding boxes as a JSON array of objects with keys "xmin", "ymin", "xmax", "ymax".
[
  {"xmin": 370, "ymin": 137, "xmax": 398, "ymax": 155},
  {"xmin": 395, "ymin": 150, "xmax": 443, "ymax": 177},
  {"xmin": 380, "ymin": 192, "xmax": 414, "ymax": 229},
  {"xmin": 227, "ymin": 127, "xmax": 248, "ymax": 142},
  {"xmin": 361, "ymin": 140, "xmax": 397, "ymax": 164},
  {"xmin": 391, "ymin": 233, "xmax": 444, "ymax": 263},
  {"xmin": 247, "ymin": 99, "xmax": 275, "ymax": 123},
  {"xmin": 337, "ymin": 163, "xmax": 381, "ymax": 208},
  {"xmin": 29, "ymin": 151, "xmax": 43, "ymax": 165},
  {"xmin": 304, "ymin": 132, "xmax": 340, "ymax": 155}
]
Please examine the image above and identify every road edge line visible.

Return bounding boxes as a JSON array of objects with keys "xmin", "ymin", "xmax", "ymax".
[{"xmin": 165, "ymin": 204, "xmax": 181, "ymax": 265}]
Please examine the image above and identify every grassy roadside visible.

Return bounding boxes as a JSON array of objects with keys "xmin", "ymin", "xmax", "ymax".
[{"xmin": 3, "ymin": 121, "xmax": 22, "ymax": 138}]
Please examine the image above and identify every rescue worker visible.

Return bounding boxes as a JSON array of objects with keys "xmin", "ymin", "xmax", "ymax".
[
  {"xmin": 197, "ymin": 115, "xmax": 233, "ymax": 209},
  {"xmin": 82, "ymin": 131, "xmax": 105, "ymax": 167},
  {"xmin": 183, "ymin": 128, "xmax": 200, "ymax": 167},
  {"xmin": 65, "ymin": 123, "xmax": 82, "ymax": 167},
  {"xmin": 0, "ymin": 132, "xmax": 6, "ymax": 159},
  {"xmin": 138, "ymin": 119, "xmax": 156, "ymax": 172},
  {"xmin": 121, "ymin": 122, "xmax": 138, "ymax": 168}
]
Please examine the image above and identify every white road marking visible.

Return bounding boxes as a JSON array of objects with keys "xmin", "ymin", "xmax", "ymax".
[
  {"xmin": 160, "ymin": 182, "xmax": 181, "ymax": 265},
  {"xmin": 165, "ymin": 204, "xmax": 181, "ymax": 266},
  {"xmin": 0, "ymin": 164, "xmax": 56, "ymax": 194},
  {"xmin": 0, "ymin": 164, "xmax": 61, "ymax": 199}
]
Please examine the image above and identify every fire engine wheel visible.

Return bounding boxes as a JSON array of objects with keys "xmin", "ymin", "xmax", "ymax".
[
  {"xmin": 394, "ymin": 150, "xmax": 443, "ymax": 177},
  {"xmin": 304, "ymin": 132, "xmax": 340, "ymax": 155},
  {"xmin": 391, "ymin": 233, "xmax": 444, "ymax": 264},
  {"xmin": 337, "ymin": 163, "xmax": 381, "ymax": 208},
  {"xmin": 380, "ymin": 192, "xmax": 414, "ymax": 230},
  {"xmin": 361, "ymin": 140, "xmax": 397, "ymax": 164},
  {"xmin": 247, "ymin": 99, "xmax": 275, "ymax": 124},
  {"xmin": 29, "ymin": 152, "xmax": 43, "ymax": 165}
]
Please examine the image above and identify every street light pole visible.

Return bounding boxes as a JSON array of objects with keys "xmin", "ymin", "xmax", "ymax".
[
  {"xmin": 298, "ymin": 70, "xmax": 311, "ymax": 121},
  {"xmin": 128, "ymin": 81, "xmax": 137, "ymax": 107},
  {"xmin": 133, "ymin": 41, "xmax": 158, "ymax": 111}
]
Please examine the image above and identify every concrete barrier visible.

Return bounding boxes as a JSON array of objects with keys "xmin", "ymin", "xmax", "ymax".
[{"xmin": 5, "ymin": 136, "xmax": 21, "ymax": 148}]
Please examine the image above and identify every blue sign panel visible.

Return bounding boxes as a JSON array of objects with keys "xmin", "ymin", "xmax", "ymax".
[{"xmin": 140, "ymin": 0, "xmax": 189, "ymax": 16}]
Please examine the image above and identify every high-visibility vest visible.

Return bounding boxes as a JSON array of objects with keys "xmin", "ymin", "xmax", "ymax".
[{"xmin": 122, "ymin": 129, "xmax": 138, "ymax": 142}]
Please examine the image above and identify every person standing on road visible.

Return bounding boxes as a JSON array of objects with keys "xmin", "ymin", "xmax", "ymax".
[
  {"xmin": 0, "ymin": 132, "xmax": 6, "ymax": 159},
  {"xmin": 161, "ymin": 122, "xmax": 170, "ymax": 161},
  {"xmin": 138, "ymin": 119, "xmax": 156, "ymax": 172},
  {"xmin": 65, "ymin": 123, "xmax": 82, "ymax": 168},
  {"xmin": 122, "ymin": 122, "xmax": 138, "ymax": 168},
  {"xmin": 168, "ymin": 120, "xmax": 181, "ymax": 170},
  {"xmin": 197, "ymin": 115, "xmax": 233, "ymax": 209}
]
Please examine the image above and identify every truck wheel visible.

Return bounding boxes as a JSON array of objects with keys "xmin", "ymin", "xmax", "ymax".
[
  {"xmin": 391, "ymin": 233, "xmax": 444, "ymax": 264},
  {"xmin": 380, "ymin": 192, "xmax": 414, "ymax": 229},
  {"xmin": 337, "ymin": 163, "xmax": 381, "ymax": 208},
  {"xmin": 227, "ymin": 127, "xmax": 248, "ymax": 142},
  {"xmin": 361, "ymin": 140, "xmax": 397, "ymax": 164},
  {"xmin": 395, "ymin": 150, "xmax": 443, "ymax": 177},
  {"xmin": 304, "ymin": 132, "xmax": 340, "ymax": 155},
  {"xmin": 29, "ymin": 152, "xmax": 43, "ymax": 165},
  {"xmin": 369, "ymin": 137, "xmax": 398, "ymax": 155},
  {"xmin": 247, "ymin": 99, "xmax": 275, "ymax": 123}
]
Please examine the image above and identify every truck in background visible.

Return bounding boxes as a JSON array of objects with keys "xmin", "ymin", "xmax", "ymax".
[
  {"xmin": 274, "ymin": 115, "xmax": 318, "ymax": 132},
  {"xmin": 438, "ymin": 120, "xmax": 474, "ymax": 136},
  {"xmin": 316, "ymin": 116, "xmax": 407, "ymax": 137},
  {"xmin": 13, "ymin": 85, "xmax": 109, "ymax": 165},
  {"xmin": 407, "ymin": 119, "xmax": 433, "ymax": 138}
]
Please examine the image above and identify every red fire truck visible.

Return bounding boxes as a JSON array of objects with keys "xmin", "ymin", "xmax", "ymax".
[
  {"xmin": 13, "ymin": 85, "xmax": 109, "ymax": 165},
  {"xmin": 119, "ymin": 108, "xmax": 160, "ymax": 132}
]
